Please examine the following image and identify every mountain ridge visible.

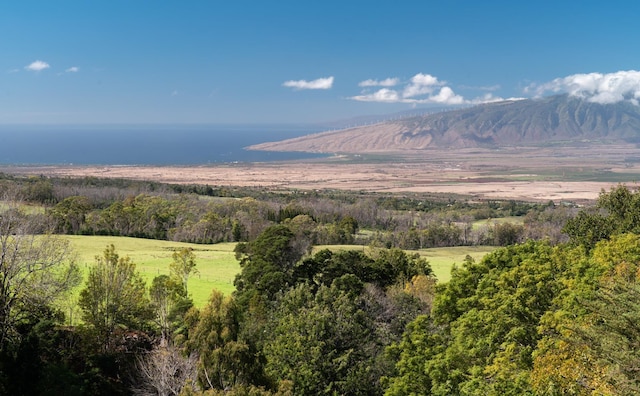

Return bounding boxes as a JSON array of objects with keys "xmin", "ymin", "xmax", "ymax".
[{"xmin": 248, "ymin": 95, "xmax": 640, "ymax": 153}]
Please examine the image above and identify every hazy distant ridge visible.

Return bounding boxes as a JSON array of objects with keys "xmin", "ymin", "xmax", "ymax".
[{"xmin": 248, "ymin": 95, "xmax": 640, "ymax": 153}]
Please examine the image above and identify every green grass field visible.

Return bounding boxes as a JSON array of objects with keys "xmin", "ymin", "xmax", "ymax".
[
  {"xmin": 415, "ymin": 245, "xmax": 495, "ymax": 283},
  {"xmin": 63, "ymin": 235, "xmax": 240, "ymax": 307},
  {"xmin": 63, "ymin": 236, "xmax": 495, "ymax": 310}
]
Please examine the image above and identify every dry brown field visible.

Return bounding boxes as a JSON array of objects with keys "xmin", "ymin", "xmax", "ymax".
[{"xmin": 4, "ymin": 144, "xmax": 640, "ymax": 203}]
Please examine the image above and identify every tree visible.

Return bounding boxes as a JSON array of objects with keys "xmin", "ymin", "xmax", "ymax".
[
  {"xmin": 385, "ymin": 241, "xmax": 561, "ymax": 395},
  {"xmin": 133, "ymin": 344, "xmax": 198, "ymax": 396},
  {"xmin": 48, "ymin": 195, "xmax": 92, "ymax": 234},
  {"xmin": 383, "ymin": 315, "xmax": 438, "ymax": 396},
  {"xmin": 0, "ymin": 202, "xmax": 80, "ymax": 351},
  {"xmin": 563, "ymin": 209, "xmax": 613, "ymax": 251},
  {"xmin": 234, "ymin": 225, "xmax": 310, "ymax": 306},
  {"xmin": 264, "ymin": 283, "xmax": 383, "ymax": 395},
  {"xmin": 532, "ymin": 234, "xmax": 640, "ymax": 395},
  {"xmin": 78, "ymin": 244, "xmax": 154, "ymax": 351},
  {"xmin": 185, "ymin": 290, "xmax": 257, "ymax": 391},
  {"xmin": 564, "ymin": 185, "xmax": 640, "ymax": 250},
  {"xmin": 150, "ymin": 275, "xmax": 192, "ymax": 343},
  {"xmin": 21, "ymin": 178, "xmax": 54, "ymax": 204},
  {"xmin": 170, "ymin": 248, "xmax": 198, "ymax": 297},
  {"xmin": 490, "ymin": 221, "xmax": 524, "ymax": 246}
]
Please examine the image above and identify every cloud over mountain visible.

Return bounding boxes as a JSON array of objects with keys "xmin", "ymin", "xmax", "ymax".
[
  {"xmin": 528, "ymin": 70, "xmax": 640, "ymax": 105},
  {"xmin": 351, "ymin": 73, "xmax": 501, "ymax": 105}
]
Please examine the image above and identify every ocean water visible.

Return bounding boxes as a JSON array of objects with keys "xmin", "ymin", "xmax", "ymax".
[{"xmin": 0, "ymin": 124, "xmax": 328, "ymax": 165}]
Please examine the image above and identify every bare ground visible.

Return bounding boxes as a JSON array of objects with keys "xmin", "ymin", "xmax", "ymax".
[{"xmin": 4, "ymin": 145, "xmax": 640, "ymax": 203}]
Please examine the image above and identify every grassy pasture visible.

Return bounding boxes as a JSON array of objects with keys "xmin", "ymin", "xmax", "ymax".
[
  {"xmin": 58, "ymin": 236, "xmax": 493, "ymax": 310},
  {"xmin": 416, "ymin": 245, "xmax": 495, "ymax": 283},
  {"xmin": 472, "ymin": 216, "xmax": 524, "ymax": 230},
  {"xmin": 63, "ymin": 235, "xmax": 240, "ymax": 307}
]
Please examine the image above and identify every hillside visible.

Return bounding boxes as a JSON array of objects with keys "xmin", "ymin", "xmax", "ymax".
[{"xmin": 248, "ymin": 95, "xmax": 640, "ymax": 152}]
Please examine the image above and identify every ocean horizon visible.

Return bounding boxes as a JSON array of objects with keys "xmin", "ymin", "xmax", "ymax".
[{"xmin": 0, "ymin": 124, "xmax": 328, "ymax": 165}]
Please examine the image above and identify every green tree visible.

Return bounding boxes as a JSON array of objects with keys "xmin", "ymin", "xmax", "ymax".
[
  {"xmin": 150, "ymin": 274, "xmax": 192, "ymax": 343},
  {"xmin": 597, "ymin": 184, "xmax": 640, "ymax": 234},
  {"xmin": 385, "ymin": 241, "xmax": 562, "ymax": 396},
  {"xmin": 21, "ymin": 178, "xmax": 54, "ymax": 204},
  {"xmin": 234, "ymin": 225, "xmax": 309, "ymax": 307},
  {"xmin": 49, "ymin": 195, "xmax": 92, "ymax": 234},
  {"xmin": 533, "ymin": 234, "xmax": 640, "ymax": 395},
  {"xmin": 563, "ymin": 209, "xmax": 613, "ymax": 251},
  {"xmin": 171, "ymin": 248, "xmax": 198, "ymax": 297},
  {"xmin": 371, "ymin": 248, "xmax": 432, "ymax": 287},
  {"xmin": 78, "ymin": 244, "xmax": 154, "ymax": 351},
  {"xmin": 383, "ymin": 315, "xmax": 438, "ymax": 396},
  {"xmin": 338, "ymin": 215, "xmax": 359, "ymax": 235},
  {"xmin": 0, "ymin": 203, "xmax": 80, "ymax": 351},
  {"xmin": 185, "ymin": 290, "xmax": 258, "ymax": 391},
  {"xmin": 264, "ymin": 283, "xmax": 382, "ymax": 395},
  {"xmin": 564, "ymin": 185, "xmax": 640, "ymax": 250},
  {"xmin": 490, "ymin": 221, "xmax": 524, "ymax": 246}
]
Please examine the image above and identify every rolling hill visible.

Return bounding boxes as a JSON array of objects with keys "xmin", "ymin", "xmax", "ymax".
[{"xmin": 248, "ymin": 95, "xmax": 640, "ymax": 153}]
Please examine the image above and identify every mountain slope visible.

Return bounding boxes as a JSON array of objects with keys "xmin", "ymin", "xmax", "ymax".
[{"xmin": 249, "ymin": 95, "xmax": 640, "ymax": 153}]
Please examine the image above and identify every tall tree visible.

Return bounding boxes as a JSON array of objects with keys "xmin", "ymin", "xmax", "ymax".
[
  {"xmin": 149, "ymin": 274, "xmax": 192, "ymax": 343},
  {"xmin": 170, "ymin": 248, "xmax": 198, "ymax": 297},
  {"xmin": 78, "ymin": 244, "xmax": 153, "ymax": 351},
  {"xmin": 234, "ymin": 225, "xmax": 310, "ymax": 307},
  {"xmin": 264, "ymin": 283, "xmax": 383, "ymax": 395},
  {"xmin": 0, "ymin": 201, "xmax": 80, "ymax": 351},
  {"xmin": 185, "ymin": 290, "xmax": 258, "ymax": 391}
]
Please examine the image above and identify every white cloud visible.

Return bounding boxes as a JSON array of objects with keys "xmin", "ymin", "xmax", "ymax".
[
  {"xmin": 350, "ymin": 88, "xmax": 401, "ymax": 102},
  {"xmin": 467, "ymin": 93, "xmax": 521, "ymax": 104},
  {"xmin": 65, "ymin": 66, "xmax": 79, "ymax": 73},
  {"xmin": 428, "ymin": 86, "xmax": 465, "ymax": 104},
  {"xmin": 527, "ymin": 70, "xmax": 640, "ymax": 105},
  {"xmin": 350, "ymin": 72, "xmax": 497, "ymax": 106},
  {"xmin": 25, "ymin": 60, "xmax": 50, "ymax": 72},
  {"xmin": 403, "ymin": 73, "xmax": 444, "ymax": 98},
  {"xmin": 358, "ymin": 77, "xmax": 400, "ymax": 87},
  {"xmin": 283, "ymin": 76, "xmax": 334, "ymax": 90}
]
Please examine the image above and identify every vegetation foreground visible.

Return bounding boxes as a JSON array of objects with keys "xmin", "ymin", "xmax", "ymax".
[
  {"xmin": 63, "ymin": 236, "xmax": 492, "ymax": 308},
  {"xmin": 3, "ymin": 173, "xmax": 640, "ymax": 395},
  {"xmin": 64, "ymin": 235, "xmax": 239, "ymax": 307}
]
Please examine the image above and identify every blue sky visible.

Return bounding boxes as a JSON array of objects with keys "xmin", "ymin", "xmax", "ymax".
[{"xmin": 2, "ymin": 1, "xmax": 640, "ymax": 124}]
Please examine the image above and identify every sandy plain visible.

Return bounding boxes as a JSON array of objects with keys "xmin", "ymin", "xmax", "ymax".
[{"xmin": 4, "ymin": 145, "xmax": 640, "ymax": 203}]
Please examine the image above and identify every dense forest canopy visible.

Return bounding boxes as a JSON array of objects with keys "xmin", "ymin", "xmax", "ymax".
[{"xmin": 1, "ymin": 172, "xmax": 638, "ymax": 395}]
